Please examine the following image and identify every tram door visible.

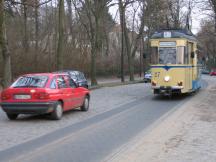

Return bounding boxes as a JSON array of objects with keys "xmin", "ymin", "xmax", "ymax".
[{"xmin": 187, "ymin": 42, "xmax": 193, "ymax": 90}]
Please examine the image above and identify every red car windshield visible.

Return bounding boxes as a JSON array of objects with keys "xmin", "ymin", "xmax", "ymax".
[{"xmin": 11, "ymin": 75, "xmax": 48, "ymax": 88}]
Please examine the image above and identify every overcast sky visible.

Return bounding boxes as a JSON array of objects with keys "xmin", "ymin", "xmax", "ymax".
[
  {"xmin": 191, "ymin": 1, "xmax": 210, "ymax": 34},
  {"xmin": 109, "ymin": 1, "xmax": 210, "ymax": 35}
]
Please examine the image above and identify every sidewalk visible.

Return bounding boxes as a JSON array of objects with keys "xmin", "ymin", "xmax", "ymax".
[
  {"xmin": 93, "ymin": 75, "xmax": 143, "ymax": 85},
  {"xmin": 88, "ymin": 75, "xmax": 144, "ymax": 89},
  {"xmin": 108, "ymin": 77, "xmax": 216, "ymax": 162}
]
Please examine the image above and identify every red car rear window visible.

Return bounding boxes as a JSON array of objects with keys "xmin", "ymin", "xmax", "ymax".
[{"xmin": 11, "ymin": 75, "xmax": 48, "ymax": 88}]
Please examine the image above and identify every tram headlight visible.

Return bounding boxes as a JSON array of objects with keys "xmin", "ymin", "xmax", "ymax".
[
  {"xmin": 178, "ymin": 81, "xmax": 183, "ymax": 86},
  {"xmin": 152, "ymin": 80, "xmax": 157, "ymax": 86},
  {"xmin": 164, "ymin": 76, "xmax": 170, "ymax": 82}
]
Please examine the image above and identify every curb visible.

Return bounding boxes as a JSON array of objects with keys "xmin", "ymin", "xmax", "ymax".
[{"xmin": 89, "ymin": 80, "xmax": 145, "ymax": 90}]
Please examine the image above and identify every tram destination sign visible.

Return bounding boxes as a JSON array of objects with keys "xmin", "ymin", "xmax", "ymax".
[
  {"xmin": 163, "ymin": 31, "xmax": 172, "ymax": 38},
  {"xmin": 159, "ymin": 42, "xmax": 176, "ymax": 47}
]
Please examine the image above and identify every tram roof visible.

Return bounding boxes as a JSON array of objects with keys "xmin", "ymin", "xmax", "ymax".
[{"xmin": 151, "ymin": 29, "xmax": 197, "ymax": 41}]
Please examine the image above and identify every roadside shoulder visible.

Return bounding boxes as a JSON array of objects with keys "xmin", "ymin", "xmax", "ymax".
[{"xmin": 106, "ymin": 81, "xmax": 216, "ymax": 162}]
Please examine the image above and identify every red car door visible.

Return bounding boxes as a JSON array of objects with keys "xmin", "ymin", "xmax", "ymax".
[
  {"xmin": 64, "ymin": 75, "xmax": 83, "ymax": 110},
  {"xmin": 67, "ymin": 77, "xmax": 84, "ymax": 108},
  {"xmin": 72, "ymin": 87, "xmax": 84, "ymax": 107},
  {"xmin": 56, "ymin": 75, "xmax": 72, "ymax": 110}
]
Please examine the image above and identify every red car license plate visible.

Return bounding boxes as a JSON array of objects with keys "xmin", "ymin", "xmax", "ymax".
[{"xmin": 14, "ymin": 95, "xmax": 31, "ymax": 99}]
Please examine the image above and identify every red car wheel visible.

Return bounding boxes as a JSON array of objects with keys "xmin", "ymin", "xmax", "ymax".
[
  {"xmin": 81, "ymin": 96, "xmax": 89, "ymax": 112},
  {"xmin": 50, "ymin": 102, "xmax": 63, "ymax": 120},
  {"xmin": 6, "ymin": 113, "xmax": 19, "ymax": 120}
]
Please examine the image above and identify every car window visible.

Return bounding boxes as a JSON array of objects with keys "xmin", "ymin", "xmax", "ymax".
[
  {"xmin": 63, "ymin": 75, "xmax": 77, "ymax": 88},
  {"xmin": 68, "ymin": 78, "xmax": 77, "ymax": 88},
  {"xmin": 70, "ymin": 72, "xmax": 77, "ymax": 81},
  {"xmin": 11, "ymin": 75, "xmax": 48, "ymax": 88},
  {"xmin": 146, "ymin": 70, "xmax": 151, "ymax": 74},
  {"xmin": 79, "ymin": 72, "xmax": 86, "ymax": 80},
  {"xmin": 57, "ymin": 76, "xmax": 68, "ymax": 88},
  {"xmin": 50, "ymin": 78, "xmax": 57, "ymax": 89}
]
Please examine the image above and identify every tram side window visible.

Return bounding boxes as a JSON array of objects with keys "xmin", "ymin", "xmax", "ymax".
[
  {"xmin": 184, "ymin": 47, "xmax": 189, "ymax": 64},
  {"xmin": 177, "ymin": 47, "xmax": 184, "ymax": 64},
  {"xmin": 187, "ymin": 43, "xmax": 193, "ymax": 63},
  {"xmin": 151, "ymin": 47, "xmax": 158, "ymax": 64}
]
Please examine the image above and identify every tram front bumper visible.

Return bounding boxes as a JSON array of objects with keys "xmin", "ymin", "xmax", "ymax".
[{"xmin": 152, "ymin": 86, "xmax": 183, "ymax": 95}]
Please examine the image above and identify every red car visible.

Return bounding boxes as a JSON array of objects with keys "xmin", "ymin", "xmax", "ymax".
[
  {"xmin": 0, "ymin": 73, "xmax": 90, "ymax": 120},
  {"xmin": 210, "ymin": 68, "xmax": 216, "ymax": 76}
]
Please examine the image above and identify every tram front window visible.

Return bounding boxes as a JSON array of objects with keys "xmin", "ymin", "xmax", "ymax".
[{"xmin": 159, "ymin": 48, "xmax": 176, "ymax": 64}]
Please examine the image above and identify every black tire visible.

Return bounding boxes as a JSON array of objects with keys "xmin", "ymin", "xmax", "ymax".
[
  {"xmin": 81, "ymin": 96, "xmax": 89, "ymax": 111},
  {"xmin": 168, "ymin": 94, "xmax": 172, "ymax": 99},
  {"xmin": 6, "ymin": 113, "xmax": 18, "ymax": 120},
  {"xmin": 50, "ymin": 102, "xmax": 63, "ymax": 120}
]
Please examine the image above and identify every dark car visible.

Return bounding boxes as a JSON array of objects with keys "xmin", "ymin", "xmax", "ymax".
[
  {"xmin": 55, "ymin": 70, "xmax": 89, "ymax": 89},
  {"xmin": 201, "ymin": 69, "xmax": 210, "ymax": 74},
  {"xmin": 143, "ymin": 70, "xmax": 152, "ymax": 83}
]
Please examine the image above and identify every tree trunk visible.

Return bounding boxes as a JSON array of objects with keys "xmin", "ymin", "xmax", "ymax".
[
  {"xmin": 35, "ymin": 1, "xmax": 39, "ymax": 68},
  {"xmin": 90, "ymin": 13, "xmax": 100, "ymax": 86},
  {"xmin": 21, "ymin": 0, "xmax": 28, "ymax": 54},
  {"xmin": 215, "ymin": 13, "xmax": 216, "ymax": 33},
  {"xmin": 90, "ymin": 45, "xmax": 98, "ymax": 86},
  {"xmin": 127, "ymin": 53, "xmax": 134, "ymax": 81},
  {"xmin": 139, "ymin": 38, "xmax": 144, "ymax": 78},
  {"xmin": 0, "ymin": 0, "xmax": 12, "ymax": 88},
  {"xmin": 57, "ymin": 0, "xmax": 65, "ymax": 70},
  {"xmin": 66, "ymin": 0, "xmax": 73, "ymax": 35},
  {"xmin": 119, "ymin": 0, "xmax": 125, "ymax": 82},
  {"xmin": 123, "ymin": 16, "xmax": 133, "ymax": 81}
]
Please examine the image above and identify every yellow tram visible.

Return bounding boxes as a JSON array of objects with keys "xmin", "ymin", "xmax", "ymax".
[{"xmin": 150, "ymin": 29, "xmax": 201, "ymax": 96}]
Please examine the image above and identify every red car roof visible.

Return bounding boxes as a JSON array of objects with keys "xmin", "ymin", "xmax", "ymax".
[{"xmin": 22, "ymin": 73, "xmax": 68, "ymax": 77}]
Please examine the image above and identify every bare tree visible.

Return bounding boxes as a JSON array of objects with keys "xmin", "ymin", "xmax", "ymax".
[
  {"xmin": 73, "ymin": 0, "xmax": 112, "ymax": 86},
  {"xmin": 197, "ymin": 19, "xmax": 216, "ymax": 68},
  {"xmin": 118, "ymin": 0, "xmax": 126, "ymax": 82},
  {"xmin": 66, "ymin": 0, "xmax": 73, "ymax": 35},
  {"xmin": 119, "ymin": 0, "xmax": 146, "ymax": 81},
  {"xmin": 57, "ymin": 0, "xmax": 65, "ymax": 70},
  {"xmin": 0, "ymin": 0, "xmax": 12, "ymax": 88},
  {"xmin": 167, "ymin": 0, "xmax": 181, "ymax": 28},
  {"xmin": 34, "ymin": 0, "xmax": 39, "ymax": 66},
  {"xmin": 21, "ymin": 0, "xmax": 29, "ymax": 53},
  {"xmin": 209, "ymin": 0, "xmax": 216, "ymax": 32},
  {"xmin": 194, "ymin": 0, "xmax": 216, "ymax": 68}
]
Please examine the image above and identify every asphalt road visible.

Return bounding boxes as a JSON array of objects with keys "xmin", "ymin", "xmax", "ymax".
[{"xmin": 0, "ymin": 79, "xmax": 208, "ymax": 162}]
